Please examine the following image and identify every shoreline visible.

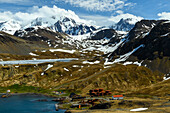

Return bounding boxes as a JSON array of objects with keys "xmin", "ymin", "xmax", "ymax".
[
  {"xmin": 1, "ymin": 92, "xmax": 169, "ymax": 113},
  {"xmin": 0, "ymin": 92, "xmax": 58, "ymax": 98}
]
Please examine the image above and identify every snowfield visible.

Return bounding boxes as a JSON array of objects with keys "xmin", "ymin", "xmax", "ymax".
[{"xmin": 0, "ymin": 20, "xmax": 21, "ymax": 35}]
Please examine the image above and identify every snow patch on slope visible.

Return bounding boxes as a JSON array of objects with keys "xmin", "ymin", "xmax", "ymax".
[
  {"xmin": 163, "ymin": 73, "xmax": 170, "ymax": 81},
  {"xmin": 41, "ymin": 64, "xmax": 53, "ymax": 76},
  {"xmin": 49, "ymin": 49, "xmax": 76, "ymax": 54},
  {"xmin": 130, "ymin": 108, "xmax": 148, "ymax": 112},
  {"xmin": 104, "ymin": 44, "xmax": 145, "ymax": 65},
  {"xmin": 123, "ymin": 61, "xmax": 143, "ymax": 66},
  {"xmin": 64, "ymin": 67, "xmax": 69, "ymax": 71},
  {"xmin": 113, "ymin": 44, "xmax": 145, "ymax": 64},
  {"xmin": 29, "ymin": 52, "xmax": 39, "ymax": 56},
  {"xmin": 82, "ymin": 61, "xmax": 100, "ymax": 64}
]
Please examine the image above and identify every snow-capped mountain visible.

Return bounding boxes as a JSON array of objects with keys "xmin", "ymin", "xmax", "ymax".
[
  {"xmin": 0, "ymin": 20, "xmax": 21, "ymax": 35},
  {"xmin": 30, "ymin": 18, "xmax": 50, "ymax": 27},
  {"xmin": 110, "ymin": 18, "xmax": 140, "ymax": 31},
  {"xmin": 25, "ymin": 16, "xmax": 60, "ymax": 29},
  {"xmin": 0, "ymin": 16, "xmax": 97, "ymax": 36},
  {"xmin": 109, "ymin": 20, "xmax": 170, "ymax": 74},
  {"xmin": 52, "ymin": 17, "xmax": 97, "ymax": 35},
  {"xmin": 114, "ymin": 20, "xmax": 169, "ymax": 58},
  {"xmin": 0, "ymin": 17, "xmax": 141, "ymax": 36},
  {"xmin": 24, "ymin": 16, "xmax": 97, "ymax": 35},
  {"xmin": 1, "ymin": 19, "xmax": 169, "ymax": 75}
]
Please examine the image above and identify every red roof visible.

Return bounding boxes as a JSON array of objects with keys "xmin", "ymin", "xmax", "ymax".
[
  {"xmin": 113, "ymin": 95, "xmax": 123, "ymax": 97},
  {"xmin": 94, "ymin": 89, "xmax": 99, "ymax": 91}
]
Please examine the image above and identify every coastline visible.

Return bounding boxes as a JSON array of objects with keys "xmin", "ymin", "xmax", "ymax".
[
  {"xmin": 0, "ymin": 92, "xmax": 67, "ymax": 113},
  {"xmin": 0, "ymin": 92, "xmax": 58, "ymax": 98},
  {"xmin": 1, "ymin": 92, "xmax": 169, "ymax": 113}
]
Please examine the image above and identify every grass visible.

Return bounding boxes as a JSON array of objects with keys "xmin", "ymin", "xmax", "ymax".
[
  {"xmin": 53, "ymin": 89, "xmax": 82, "ymax": 96},
  {"xmin": 0, "ymin": 56, "xmax": 166, "ymax": 98},
  {"xmin": 60, "ymin": 103, "xmax": 91, "ymax": 110},
  {"xmin": 60, "ymin": 103, "xmax": 72, "ymax": 109},
  {"xmin": 0, "ymin": 84, "xmax": 51, "ymax": 94},
  {"xmin": 127, "ymin": 94, "xmax": 154, "ymax": 99}
]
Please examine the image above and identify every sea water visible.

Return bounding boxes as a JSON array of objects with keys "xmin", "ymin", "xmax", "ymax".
[{"xmin": 0, "ymin": 94, "xmax": 65, "ymax": 113}]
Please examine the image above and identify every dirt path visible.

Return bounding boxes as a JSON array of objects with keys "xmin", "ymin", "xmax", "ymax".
[{"xmin": 66, "ymin": 107, "xmax": 170, "ymax": 113}]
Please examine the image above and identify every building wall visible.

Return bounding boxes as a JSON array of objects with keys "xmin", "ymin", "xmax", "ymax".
[{"xmin": 112, "ymin": 96, "xmax": 124, "ymax": 100}]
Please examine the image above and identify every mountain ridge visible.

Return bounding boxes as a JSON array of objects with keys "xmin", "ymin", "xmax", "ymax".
[
  {"xmin": 0, "ymin": 16, "xmax": 98, "ymax": 36},
  {"xmin": 110, "ymin": 18, "xmax": 136, "ymax": 31},
  {"xmin": 0, "ymin": 17, "xmax": 140, "ymax": 35},
  {"xmin": 0, "ymin": 19, "xmax": 169, "ymax": 75}
]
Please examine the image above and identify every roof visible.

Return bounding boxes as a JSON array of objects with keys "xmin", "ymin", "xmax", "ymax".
[{"xmin": 113, "ymin": 95, "xmax": 123, "ymax": 98}]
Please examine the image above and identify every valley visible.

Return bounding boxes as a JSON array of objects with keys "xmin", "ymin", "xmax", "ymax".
[{"xmin": 0, "ymin": 17, "xmax": 169, "ymax": 113}]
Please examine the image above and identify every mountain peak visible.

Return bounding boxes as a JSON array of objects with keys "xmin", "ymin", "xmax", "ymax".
[
  {"xmin": 121, "ymin": 18, "xmax": 141, "ymax": 25},
  {"xmin": 52, "ymin": 17, "xmax": 97, "ymax": 35},
  {"xmin": 110, "ymin": 18, "xmax": 137, "ymax": 31},
  {"xmin": 60, "ymin": 16, "xmax": 76, "ymax": 24},
  {"xmin": 0, "ymin": 20, "xmax": 21, "ymax": 35}
]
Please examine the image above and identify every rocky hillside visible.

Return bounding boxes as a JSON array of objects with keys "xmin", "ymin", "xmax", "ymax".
[
  {"xmin": 109, "ymin": 20, "xmax": 170, "ymax": 74},
  {"xmin": 0, "ymin": 19, "xmax": 169, "ymax": 97},
  {"xmin": 90, "ymin": 29, "xmax": 118, "ymax": 40},
  {"xmin": 0, "ymin": 31, "xmax": 39, "ymax": 55},
  {"xmin": 0, "ymin": 26, "xmax": 81, "ymax": 55},
  {"xmin": 0, "ymin": 61, "xmax": 165, "ymax": 95}
]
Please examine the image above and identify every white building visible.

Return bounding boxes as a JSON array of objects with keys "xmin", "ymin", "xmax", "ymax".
[{"xmin": 7, "ymin": 89, "xmax": 11, "ymax": 93}]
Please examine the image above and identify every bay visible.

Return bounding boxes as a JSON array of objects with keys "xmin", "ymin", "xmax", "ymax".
[{"xmin": 0, "ymin": 94, "xmax": 65, "ymax": 113}]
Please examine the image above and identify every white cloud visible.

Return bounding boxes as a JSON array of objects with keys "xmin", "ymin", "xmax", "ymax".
[
  {"xmin": 0, "ymin": 0, "xmax": 28, "ymax": 3},
  {"xmin": 0, "ymin": 5, "xmax": 144, "ymax": 27},
  {"xmin": 55, "ymin": 0, "xmax": 134, "ymax": 11},
  {"xmin": 80, "ymin": 12, "xmax": 143, "ymax": 26},
  {"xmin": 115, "ymin": 10, "xmax": 124, "ymax": 14},
  {"xmin": 79, "ymin": 14, "xmax": 112, "ymax": 26},
  {"xmin": 108, "ymin": 13, "xmax": 143, "ymax": 24},
  {"xmin": 0, "ymin": 5, "xmax": 93, "ymax": 26},
  {"xmin": 158, "ymin": 12, "xmax": 170, "ymax": 20}
]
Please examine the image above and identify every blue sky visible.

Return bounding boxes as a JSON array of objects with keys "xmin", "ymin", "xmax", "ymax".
[{"xmin": 0, "ymin": 0, "xmax": 170, "ymax": 26}]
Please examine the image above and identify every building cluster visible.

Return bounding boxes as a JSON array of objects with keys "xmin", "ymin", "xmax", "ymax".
[{"xmin": 89, "ymin": 88, "xmax": 112, "ymax": 96}]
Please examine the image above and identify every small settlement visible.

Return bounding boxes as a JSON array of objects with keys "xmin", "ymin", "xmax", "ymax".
[
  {"xmin": 1, "ymin": 88, "xmax": 124, "ymax": 111},
  {"xmin": 52, "ymin": 88, "xmax": 124, "ymax": 110}
]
